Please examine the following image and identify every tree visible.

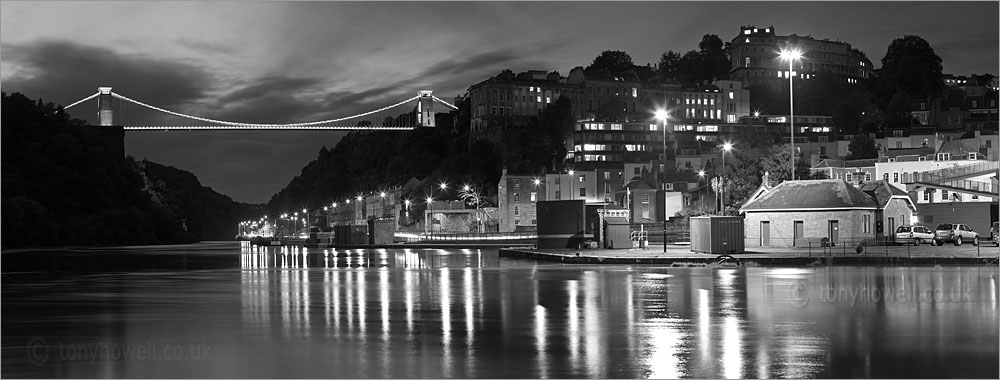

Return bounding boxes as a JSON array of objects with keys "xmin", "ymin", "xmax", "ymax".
[
  {"xmin": 586, "ymin": 50, "xmax": 634, "ymax": 72},
  {"xmin": 846, "ymin": 134, "xmax": 878, "ymax": 160},
  {"xmin": 875, "ymin": 35, "xmax": 944, "ymax": 107},
  {"xmin": 656, "ymin": 50, "xmax": 682, "ymax": 82}
]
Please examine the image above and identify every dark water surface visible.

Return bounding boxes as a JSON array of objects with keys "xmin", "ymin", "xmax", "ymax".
[{"xmin": 3, "ymin": 242, "xmax": 998, "ymax": 378}]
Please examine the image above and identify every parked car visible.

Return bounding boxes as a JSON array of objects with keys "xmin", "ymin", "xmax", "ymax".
[
  {"xmin": 934, "ymin": 223, "xmax": 979, "ymax": 246},
  {"xmin": 991, "ymin": 221, "xmax": 999, "ymax": 247},
  {"xmin": 894, "ymin": 225, "xmax": 937, "ymax": 246}
]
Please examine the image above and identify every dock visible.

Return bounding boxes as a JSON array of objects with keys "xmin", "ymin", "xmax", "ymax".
[{"xmin": 500, "ymin": 243, "xmax": 1000, "ymax": 266}]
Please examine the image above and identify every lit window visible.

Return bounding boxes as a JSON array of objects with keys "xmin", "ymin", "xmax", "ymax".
[
  {"xmin": 537, "ymin": 96, "xmax": 542, "ymax": 103},
  {"xmin": 729, "ymin": 92, "xmax": 734, "ymax": 99},
  {"xmin": 745, "ymin": 57, "xmax": 750, "ymax": 67},
  {"xmin": 530, "ymin": 192, "xmax": 537, "ymax": 202},
  {"xmin": 744, "ymin": 30, "xmax": 751, "ymax": 35},
  {"xmin": 546, "ymin": 97, "xmax": 551, "ymax": 103}
]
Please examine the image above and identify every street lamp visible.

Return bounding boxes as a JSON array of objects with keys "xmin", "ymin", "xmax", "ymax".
[
  {"xmin": 720, "ymin": 142, "xmax": 733, "ymax": 215},
  {"xmin": 698, "ymin": 170, "xmax": 706, "ymax": 211},
  {"xmin": 379, "ymin": 191, "xmax": 387, "ymax": 218},
  {"xmin": 654, "ymin": 109, "xmax": 670, "ymax": 247},
  {"xmin": 779, "ymin": 48, "xmax": 802, "ymax": 181},
  {"xmin": 567, "ymin": 170, "xmax": 575, "ymax": 200}
]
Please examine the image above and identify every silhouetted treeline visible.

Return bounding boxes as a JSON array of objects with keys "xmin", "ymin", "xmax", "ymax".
[{"xmin": 1, "ymin": 92, "xmax": 258, "ymax": 248}]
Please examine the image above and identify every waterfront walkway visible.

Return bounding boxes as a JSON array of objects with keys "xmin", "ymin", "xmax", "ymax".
[{"xmin": 501, "ymin": 243, "xmax": 1000, "ymax": 266}]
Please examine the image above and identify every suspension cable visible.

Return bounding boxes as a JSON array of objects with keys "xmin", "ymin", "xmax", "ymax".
[
  {"xmin": 63, "ymin": 92, "xmax": 100, "ymax": 109},
  {"xmin": 110, "ymin": 92, "xmax": 420, "ymax": 128}
]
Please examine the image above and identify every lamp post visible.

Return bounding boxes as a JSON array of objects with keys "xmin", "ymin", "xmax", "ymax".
[
  {"xmin": 379, "ymin": 191, "xmax": 387, "ymax": 218},
  {"xmin": 654, "ymin": 109, "xmax": 670, "ymax": 251},
  {"xmin": 720, "ymin": 142, "xmax": 733, "ymax": 215},
  {"xmin": 698, "ymin": 170, "xmax": 706, "ymax": 212},
  {"xmin": 779, "ymin": 48, "xmax": 802, "ymax": 181},
  {"xmin": 567, "ymin": 170, "xmax": 575, "ymax": 200}
]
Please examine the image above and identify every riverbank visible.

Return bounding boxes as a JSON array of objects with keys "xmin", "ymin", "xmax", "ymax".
[{"xmin": 500, "ymin": 243, "xmax": 1000, "ymax": 266}]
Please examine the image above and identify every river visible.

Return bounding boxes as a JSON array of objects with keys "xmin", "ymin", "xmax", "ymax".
[{"xmin": 2, "ymin": 242, "xmax": 997, "ymax": 378}]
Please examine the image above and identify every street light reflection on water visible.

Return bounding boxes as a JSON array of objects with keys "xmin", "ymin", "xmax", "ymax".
[{"xmin": 1, "ymin": 243, "xmax": 997, "ymax": 378}]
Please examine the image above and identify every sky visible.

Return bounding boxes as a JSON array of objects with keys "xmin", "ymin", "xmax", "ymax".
[{"xmin": 2, "ymin": 1, "xmax": 997, "ymax": 204}]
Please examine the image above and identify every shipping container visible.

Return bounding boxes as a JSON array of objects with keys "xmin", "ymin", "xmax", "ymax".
[
  {"xmin": 690, "ymin": 216, "xmax": 745, "ymax": 254},
  {"xmin": 537, "ymin": 200, "xmax": 586, "ymax": 249}
]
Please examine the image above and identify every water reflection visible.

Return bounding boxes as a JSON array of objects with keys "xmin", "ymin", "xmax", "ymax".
[{"xmin": 3, "ymin": 245, "xmax": 997, "ymax": 378}]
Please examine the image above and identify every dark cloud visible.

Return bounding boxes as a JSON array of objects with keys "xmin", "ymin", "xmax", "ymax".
[{"xmin": 1, "ymin": 39, "xmax": 214, "ymax": 114}]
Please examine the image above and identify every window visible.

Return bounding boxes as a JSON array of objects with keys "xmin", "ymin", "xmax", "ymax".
[
  {"xmin": 936, "ymin": 153, "xmax": 951, "ymax": 161},
  {"xmin": 729, "ymin": 91, "xmax": 734, "ymax": 99},
  {"xmin": 513, "ymin": 182, "xmax": 520, "ymax": 190},
  {"xmin": 893, "ymin": 172, "xmax": 899, "ymax": 182},
  {"xmin": 923, "ymin": 189, "xmax": 930, "ymax": 201},
  {"xmin": 604, "ymin": 172, "xmax": 610, "ymax": 180},
  {"xmin": 579, "ymin": 188, "xmax": 586, "ymax": 197},
  {"xmin": 642, "ymin": 208, "xmax": 649, "ymax": 219},
  {"xmin": 968, "ymin": 153, "xmax": 977, "ymax": 160},
  {"xmin": 579, "ymin": 175, "xmax": 586, "ymax": 182},
  {"xmin": 865, "ymin": 173, "xmax": 871, "ymax": 181},
  {"xmin": 514, "ymin": 206, "xmax": 519, "ymax": 216},
  {"xmin": 893, "ymin": 130, "xmax": 903, "ymax": 137},
  {"xmin": 745, "ymin": 57, "xmax": 750, "ymax": 67},
  {"xmin": 863, "ymin": 214, "xmax": 871, "ymax": 233},
  {"xmin": 634, "ymin": 167, "xmax": 641, "ymax": 175},
  {"xmin": 514, "ymin": 193, "xmax": 520, "ymax": 202},
  {"xmin": 554, "ymin": 191, "xmax": 560, "ymax": 200},
  {"xmin": 641, "ymin": 194, "xmax": 650, "ymax": 204},
  {"xmin": 987, "ymin": 140, "xmax": 993, "ymax": 148},
  {"xmin": 883, "ymin": 173, "xmax": 889, "ymax": 181},
  {"xmin": 846, "ymin": 173, "xmax": 853, "ymax": 182},
  {"xmin": 972, "ymin": 100, "xmax": 977, "ymax": 108},
  {"xmin": 940, "ymin": 189, "xmax": 948, "ymax": 200}
]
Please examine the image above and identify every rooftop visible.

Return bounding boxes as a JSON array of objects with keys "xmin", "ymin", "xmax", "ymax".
[{"xmin": 741, "ymin": 179, "xmax": 878, "ymax": 212}]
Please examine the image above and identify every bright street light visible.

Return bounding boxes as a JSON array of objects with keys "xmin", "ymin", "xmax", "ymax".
[
  {"xmin": 356, "ymin": 195, "xmax": 363, "ymax": 202},
  {"xmin": 720, "ymin": 142, "xmax": 733, "ymax": 215},
  {"xmin": 779, "ymin": 48, "xmax": 802, "ymax": 181},
  {"xmin": 463, "ymin": 184, "xmax": 471, "ymax": 192},
  {"xmin": 533, "ymin": 178, "xmax": 541, "ymax": 186},
  {"xmin": 439, "ymin": 182, "xmax": 448, "ymax": 190}
]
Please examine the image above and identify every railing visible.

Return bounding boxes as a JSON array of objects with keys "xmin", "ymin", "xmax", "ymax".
[
  {"xmin": 923, "ymin": 179, "xmax": 996, "ymax": 196},
  {"xmin": 394, "ymin": 231, "xmax": 536, "ymax": 244},
  {"xmin": 907, "ymin": 161, "xmax": 999, "ymax": 184}
]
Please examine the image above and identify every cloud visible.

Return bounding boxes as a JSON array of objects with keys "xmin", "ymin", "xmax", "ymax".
[{"xmin": 1, "ymin": 39, "xmax": 214, "ymax": 114}]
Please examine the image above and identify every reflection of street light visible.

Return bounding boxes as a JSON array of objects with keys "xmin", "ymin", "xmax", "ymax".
[
  {"xmin": 720, "ymin": 142, "xmax": 733, "ymax": 215},
  {"xmin": 779, "ymin": 48, "xmax": 802, "ymax": 181}
]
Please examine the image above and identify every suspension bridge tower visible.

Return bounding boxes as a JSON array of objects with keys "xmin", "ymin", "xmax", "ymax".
[
  {"xmin": 417, "ymin": 90, "xmax": 435, "ymax": 127},
  {"xmin": 98, "ymin": 87, "xmax": 114, "ymax": 126}
]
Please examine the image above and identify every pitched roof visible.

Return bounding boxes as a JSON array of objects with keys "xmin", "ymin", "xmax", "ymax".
[
  {"xmin": 741, "ymin": 179, "xmax": 878, "ymax": 212},
  {"xmin": 937, "ymin": 140, "xmax": 980, "ymax": 156},
  {"xmin": 884, "ymin": 146, "xmax": 934, "ymax": 158},
  {"xmin": 858, "ymin": 180, "xmax": 915, "ymax": 210},
  {"xmin": 623, "ymin": 178, "xmax": 656, "ymax": 191}
]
